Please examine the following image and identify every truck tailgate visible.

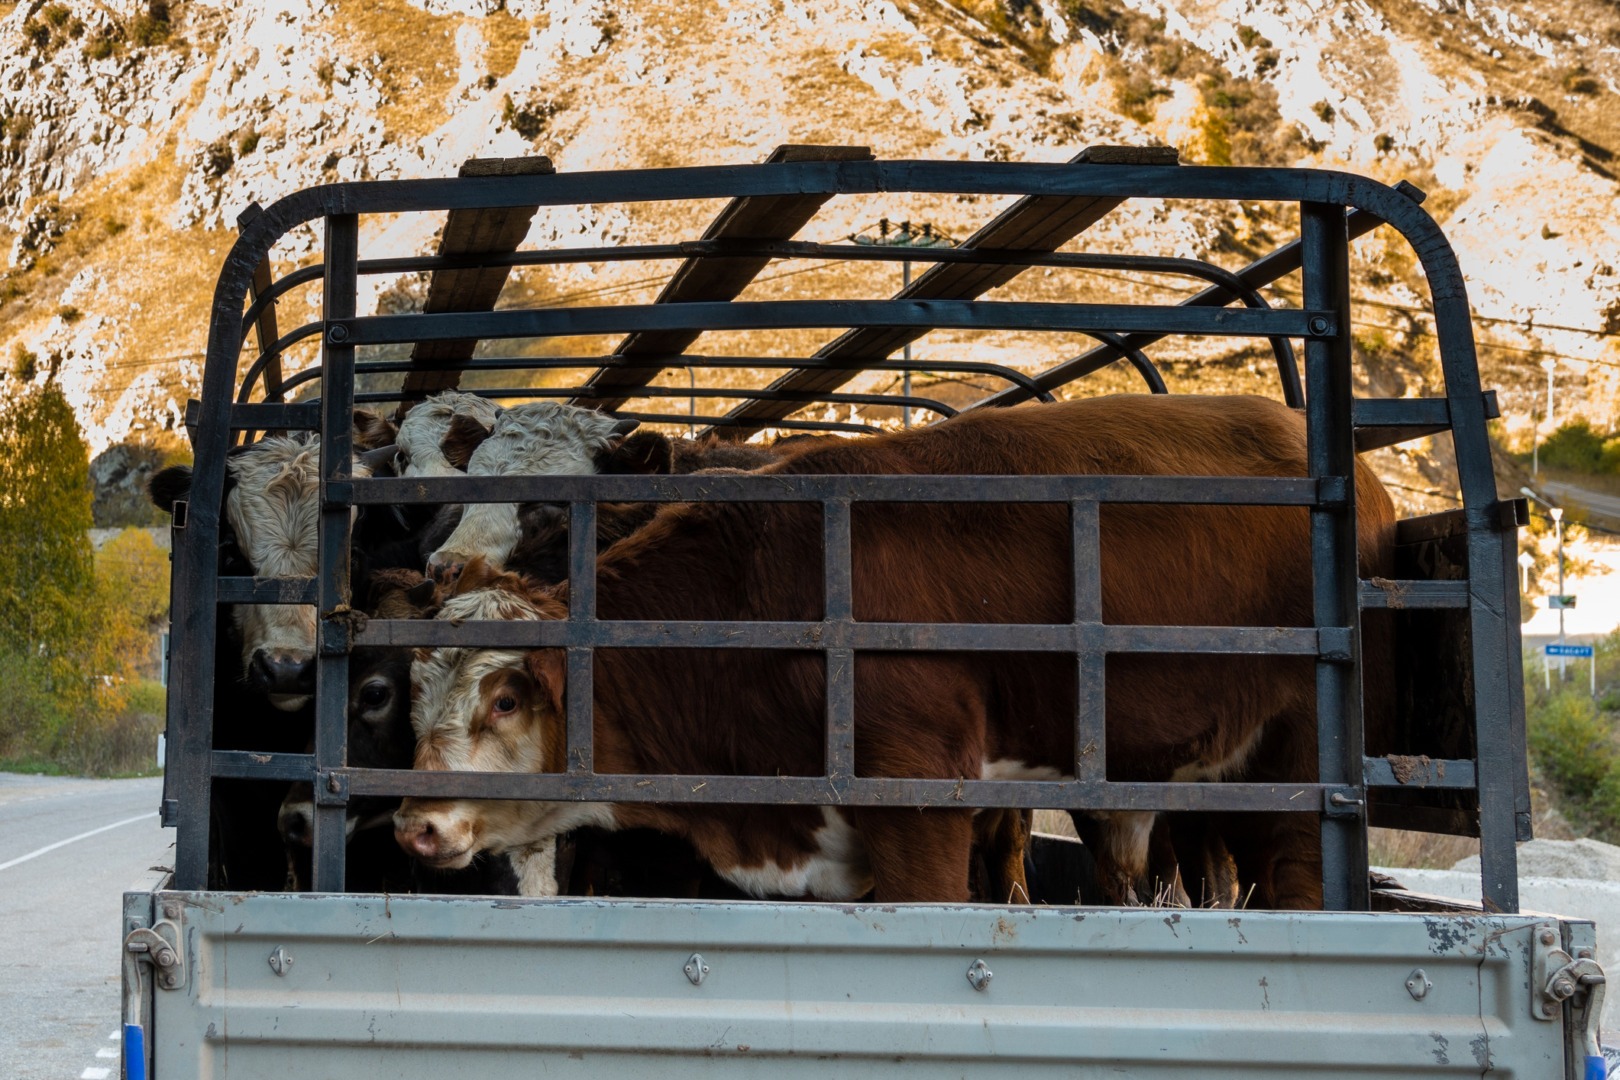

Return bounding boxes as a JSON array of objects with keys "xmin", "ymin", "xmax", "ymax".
[{"xmin": 132, "ymin": 890, "xmax": 1586, "ymax": 1078}]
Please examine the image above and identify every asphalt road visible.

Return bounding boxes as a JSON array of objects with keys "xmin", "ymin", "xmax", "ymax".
[
  {"xmin": 0, "ymin": 773, "xmax": 172, "ymax": 1080},
  {"xmin": 1541, "ymin": 479, "xmax": 1620, "ymax": 530}
]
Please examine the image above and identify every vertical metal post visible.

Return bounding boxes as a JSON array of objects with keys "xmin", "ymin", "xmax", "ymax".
[
  {"xmin": 311, "ymin": 213, "xmax": 358, "ymax": 893},
  {"xmin": 824, "ymin": 499, "xmax": 855, "ymax": 786},
  {"xmin": 1071, "ymin": 499, "xmax": 1105, "ymax": 781},
  {"xmin": 901, "ymin": 260, "xmax": 913, "ymax": 429},
  {"xmin": 1301, "ymin": 201, "xmax": 1367, "ymax": 911},
  {"xmin": 566, "ymin": 499, "xmax": 597, "ymax": 774}
]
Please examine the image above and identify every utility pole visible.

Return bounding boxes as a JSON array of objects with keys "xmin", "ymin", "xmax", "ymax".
[
  {"xmin": 1534, "ymin": 358, "xmax": 1557, "ymax": 476},
  {"xmin": 852, "ymin": 219, "xmax": 955, "ymax": 428},
  {"xmin": 1553, "ymin": 504, "xmax": 1566, "ymax": 679}
]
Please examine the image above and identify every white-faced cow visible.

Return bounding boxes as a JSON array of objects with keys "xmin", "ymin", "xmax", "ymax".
[{"xmin": 394, "ymin": 394, "xmax": 1396, "ymax": 908}]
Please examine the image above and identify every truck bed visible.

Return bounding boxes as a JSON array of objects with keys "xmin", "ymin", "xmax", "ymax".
[{"xmin": 126, "ymin": 882, "xmax": 1594, "ymax": 1078}]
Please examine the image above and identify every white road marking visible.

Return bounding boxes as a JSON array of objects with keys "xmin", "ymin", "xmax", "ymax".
[
  {"xmin": 0, "ymin": 813, "xmax": 154, "ymax": 872},
  {"xmin": 107, "ymin": 1032, "xmax": 119, "ymax": 1041},
  {"xmin": 81, "ymin": 1068, "xmax": 112, "ymax": 1079},
  {"xmin": 96, "ymin": 1047, "xmax": 118, "ymax": 1058}
]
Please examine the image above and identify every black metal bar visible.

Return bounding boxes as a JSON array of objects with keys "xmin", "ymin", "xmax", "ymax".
[
  {"xmin": 353, "ymin": 617, "xmax": 1327, "ymax": 655},
  {"xmin": 968, "ymin": 188, "xmax": 1429, "ymax": 411},
  {"xmin": 823, "ymin": 499, "xmax": 854, "ymax": 785},
  {"xmin": 349, "ymin": 473, "xmax": 1325, "ymax": 507},
  {"xmin": 340, "ymin": 768, "xmax": 1337, "ymax": 812},
  {"xmin": 282, "ymin": 353, "xmax": 1057, "ymax": 405},
  {"xmin": 1363, "ymin": 757, "xmax": 1477, "ymax": 789},
  {"xmin": 236, "ymin": 321, "xmax": 324, "ymax": 404},
  {"xmin": 1356, "ymin": 579, "xmax": 1470, "ymax": 609},
  {"xmin": 338, "ymin": 302, "xmax": 1330, "ymax": 346},
  {"xmin": 343, "ymin": 384, "xmax": 963, "ymax": 420},
  {"xmin": 212, "ymin": 750, "xmax": 316, "ymax": 781},
  {"xmin": 1071, "ymin": 500, "xmax": 1105, "ymax": 781},
  {"xmin": 227, "ymin": 402, "xmax": 322, "ymax": 431},
  {"xmin": 1302, "ymin": 200, "xmax": 1367, "ymax": 911},
  {"xmin": 216, "ymin": 577, "xmax": 318, "ymax": 605},
  {"xmin": 311, "ymin": 213, "xmax": 358, "ymax": 893},
  {"xmin": 566, "ymin": 500, "xmax": 596, "ymax": 775}
]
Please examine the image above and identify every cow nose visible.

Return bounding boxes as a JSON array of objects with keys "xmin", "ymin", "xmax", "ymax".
[
  {"xmin": 426, "ymin": 554, "xmax": 463, "ymax": 586},
  {"xmin": 279, "ymin": 806, "xmax": 312, "ymax": 848},
  {"xmin": 397, "ymin": 819, "xmax": 441, "ymax": 860},
  {"xmin": 250, "ymin": 649, "xmax": 314, "ymax": 694}
]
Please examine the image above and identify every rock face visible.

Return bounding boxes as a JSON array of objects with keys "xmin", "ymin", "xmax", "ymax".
[{"xmin": 0, "ymin": 0, "xmax": 1615, "ymax": 469}]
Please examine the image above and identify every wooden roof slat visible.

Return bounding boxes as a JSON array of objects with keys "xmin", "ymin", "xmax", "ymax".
[
  {"xmin": 707, "ymin": 144, "xmax": 1178, "ymax": 438},
  {"xmin": 570, "ymin": 144, "xmax": 875, "ymax": 413},
  {"xmin": 397, "ymin": 156, "xmax": 555, "ymax": 415}
]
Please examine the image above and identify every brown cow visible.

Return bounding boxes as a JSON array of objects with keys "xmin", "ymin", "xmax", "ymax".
[{"xmin": 395, "ymin": 394, "xmax": 1394, "ymax": 906}]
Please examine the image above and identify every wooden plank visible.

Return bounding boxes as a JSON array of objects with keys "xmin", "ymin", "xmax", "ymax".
[
  {"xmin": 708, "ymin": 145, "xmax": 1178, "ymax": 438},
  {"xmin": 396, "ymin": 156, "xmax": 555, "ymax": 416},
  {"xmin": 571, "ymin": 144, "xmax": 875, "ymax": 413}
]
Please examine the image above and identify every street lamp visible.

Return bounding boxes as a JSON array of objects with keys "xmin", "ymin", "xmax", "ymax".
[
  {"xmin": 1517, "ymin": 549, "xmax": 1535, "ymax": 594},
  {"xmin": 1533, "ymin": 358, "xmax": 1557, "ymax": 476},
  {"xmin": 1521, "ymin": 485, "xmax": 1569, "ymax": 680}
]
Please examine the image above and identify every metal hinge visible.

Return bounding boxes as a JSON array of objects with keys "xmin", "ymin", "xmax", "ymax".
[
  {"xmin": 1530, "ymin": 924, "xmax": 1605, "ymax": 1023},
  {"xmin": 124, "ymin": 905, "xmax": 186, "ymax": 992}
]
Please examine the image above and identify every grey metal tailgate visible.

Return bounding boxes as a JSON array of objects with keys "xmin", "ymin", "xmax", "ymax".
[{"xmin": 144, "ymin": 892, "xmax": 1575, "ymax": 1078}]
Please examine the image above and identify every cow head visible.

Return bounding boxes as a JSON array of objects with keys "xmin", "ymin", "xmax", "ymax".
[
  {"xmin": 147, "ymin": 416, "xmax": 392, "ymax": 711},
  {"xmin": 424, "ymin": 403, "xmax": 641, "ymax": 583},
  {"xmin": 394, "ymin": 561, "xmax": 599, "ymax": 869},
  {"xmin": 395, "ymin": 391, "xmax": 502, "ymax": 478}
]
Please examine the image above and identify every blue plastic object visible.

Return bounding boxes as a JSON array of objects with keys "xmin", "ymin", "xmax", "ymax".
[{"xmin": 124, "ymin": 1023, "xmax": 147, "ymax": 1080}]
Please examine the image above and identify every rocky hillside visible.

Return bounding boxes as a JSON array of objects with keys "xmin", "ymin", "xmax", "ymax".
[{"xmin": 0, "ymin": 0, "xmax": 1616, "ymax": 516}]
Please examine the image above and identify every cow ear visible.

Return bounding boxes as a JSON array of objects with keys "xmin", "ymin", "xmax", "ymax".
[
  {"xmin": 452, "ymin": 556, "xmax": 503, "ymax": 596},
  {"xmin": 443, "ymin": 413, "xmax": 494, "ymax": 470},
  {"xmin": 405, "ymin": 577, "xmax": 440, "ymax": 613},
  {"xmin": 526, "ymin": 648, "xmax": 566, "ymax": 717},
  {"xmin": 598, "ymin": 430, "xmax": 672, "ymax": 475},
  {"xmin": 352, "ymin": 409, "xmax": 398, "ymax": 450},
  {"xmin": 148, "ymin": 464, "xmax": 193, "ymax": 514}
]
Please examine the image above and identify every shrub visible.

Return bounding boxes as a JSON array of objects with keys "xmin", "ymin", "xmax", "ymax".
[
  {"xmin": 1539, "ymin": 419, "xmax": 1608, "ymax": 473},
  {"xmin": 237, "ymin": 130, "xmax": 260, "ymax": 157},
  {"xmin": 1528, "ymin": 691, "xmax": 1612, "ymax": 800},
  {"xmin": 129, "ymin": 13, "xmax": 170, "ymax": 48}
]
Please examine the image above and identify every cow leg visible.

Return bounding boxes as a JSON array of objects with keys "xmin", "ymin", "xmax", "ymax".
[
  {"xmin": 1070, "ymin": 810, "xmax": 1155, "ymax": 905},
  {"xmin": 1168, "ymin": 814, "xmax": 1240, "ymax": 909},
  {"xmin": 509, "ymin": 838, "xmax": 560, "ymax": 897},
  {"xmin": 1146, "ymin": 815, "xmax": 1191, "ymax": 907},
  {"xmin": 855, "ymin": 807, "xmax": 975, "ymax": 903},
  {"xmin": 973, "ymin": 808, "xmax": 1032, "ymax": 904}
]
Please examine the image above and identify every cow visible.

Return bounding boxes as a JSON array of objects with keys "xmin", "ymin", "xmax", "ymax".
[
  {"xmin": 393, "ymin": 394, "xmax": 1396, "ymax": 907},
  {"xmin": 148, "ymin": 416, "xmax": 401, "ymax": 710},
  {"xmin": 394, "ymin": 391, "xmax": 502, "ymax": 478},
  {"xmin": 420, "ymin": 400, "xmax": 781, "ymax": 582}
]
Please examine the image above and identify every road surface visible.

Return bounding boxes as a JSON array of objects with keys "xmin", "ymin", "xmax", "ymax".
[
  {"xmin": 1541, "ymin": 479, "xmax": 1620, "ymax": 530},
  {"xmin": 0, "ymin": 773, "xmax": 172, "ymax": 1080}
]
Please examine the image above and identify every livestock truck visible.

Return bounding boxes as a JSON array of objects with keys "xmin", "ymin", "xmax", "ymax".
[{"xmin": 124, "ymin": 148, "xmax": 1610, "ymax": 1078}]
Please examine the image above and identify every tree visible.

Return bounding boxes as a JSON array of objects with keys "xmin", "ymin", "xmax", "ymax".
[{"xmin": 0, "ymin": 382, "xmax": 100, "ymax": 715}]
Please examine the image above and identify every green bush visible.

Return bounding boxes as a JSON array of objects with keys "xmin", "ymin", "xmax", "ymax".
[
  {"xmin": 1539, "ymin": 419, "xmax": 1609, "ymax": 473},
  {"xmin": 1528, "ymin": 691, "xmax": 1613, "ymax": 800}
]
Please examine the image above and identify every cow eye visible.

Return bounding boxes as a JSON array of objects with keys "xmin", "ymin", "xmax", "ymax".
[
  {"xmin": 359, "ymin": 682, "xmax": 391, "ymax": 710},
  {"xmin": 492, "ymin": 694, "xmax": 519, "ymax": 716}
]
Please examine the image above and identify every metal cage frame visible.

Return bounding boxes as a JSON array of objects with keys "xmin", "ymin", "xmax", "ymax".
[{"xmin": 161, "ymin": 156, "xmax": 1529, "ymax": 912}]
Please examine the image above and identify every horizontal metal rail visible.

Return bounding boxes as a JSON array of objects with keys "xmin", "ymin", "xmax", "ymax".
[
  {"xmin": 352, "ymin": 618, "xmax": 1333, "ymax": 654},
  {"xmin": 335, "ymin": 301, "xmax": 1332, "ymax": 346},
  {"xmin": 336, "ymin": 768, "xmax": 1345, "ymax": 812},
  {"xmin": 347, "ymin": 473, "xmax": 1329, "ymax": 507}
]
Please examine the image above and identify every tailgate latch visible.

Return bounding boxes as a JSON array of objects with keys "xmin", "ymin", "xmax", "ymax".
[{"xmin": 124, "ymin": 907, "xmax": 186, "ymax": 992}]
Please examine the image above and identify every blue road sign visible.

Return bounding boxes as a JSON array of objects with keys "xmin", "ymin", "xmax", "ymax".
[{"xmin": 1545, "ymin": 644, "xmax": 1595, "ymax": 658}]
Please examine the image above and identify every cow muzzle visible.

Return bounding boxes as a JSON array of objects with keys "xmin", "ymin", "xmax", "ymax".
[
  {"xmin": 394, "ymin": 802, "xmax": 476, "ymax": 869},
  {"xmin": 249, "ymin": 648, "xmax": 316, "ymax": 705}
]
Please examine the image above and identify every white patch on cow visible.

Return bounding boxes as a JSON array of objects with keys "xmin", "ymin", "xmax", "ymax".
[
  {"xmin": 428, "ymin": 403, "xmax": 628, "ymax": 571},
  {"xmin": 396, "ymin": 391, "xmax": 501, "ymax": 478},
  {"xmin": 720, "ymin": 807, "xmax": 873, "ymax": 901},
  {"xmin": 1168, "ymin": 723, "xmax": 1268, "ymax": 783},
  {"xmin": 509, "ymin": 840, "xmax": 559, "ymax": 898},
  {"xmin": 981, "ymin": 759, "xmax": 1067, "ymax": 782}
]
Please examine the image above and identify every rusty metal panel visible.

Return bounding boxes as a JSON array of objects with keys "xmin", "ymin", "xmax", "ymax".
[
  {"xmin": 710, "ymin": 145, "xmax": 1176, "ymax": 439},
  {"xmin": 572, "ymin": 143, "xmax": 875, "ymax": 412},
  {"xmin": 148, "ymin": 891, "xmax": 1571, "ymax": 1078},
  {"xmin": 397, "ymin": 156, "xmax": 555, "ymax": 409}
]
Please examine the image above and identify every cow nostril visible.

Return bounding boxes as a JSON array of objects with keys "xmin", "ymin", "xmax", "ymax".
[{"xmin": 398, "ymin": 819, "xmax": 440, "ymax": 859}]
